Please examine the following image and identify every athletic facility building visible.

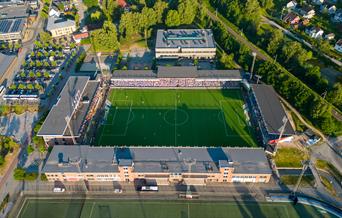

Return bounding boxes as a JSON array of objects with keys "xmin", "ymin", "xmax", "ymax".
[
  {"xmin": 42, "ymin": 146, "xmax": 272, "ymax": 184},
  {"xmin": 155, "ymin": 29, "xmax": 216, "ymax": 59},
  {"xmin": 111, "ymin": 66, "xmax": 242, "ymax": 88},
  {"xmin": 38, "ymin": 76, "xmax": 100, "ymax": 146},
  {"xmin": 248, "ymin": 84, "xmax": 295, "ymax": 145}
]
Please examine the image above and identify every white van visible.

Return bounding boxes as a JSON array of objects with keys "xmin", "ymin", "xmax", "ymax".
[{"xmin": 53, "ymin": 187, "xmax": 65, "ymax": 192}]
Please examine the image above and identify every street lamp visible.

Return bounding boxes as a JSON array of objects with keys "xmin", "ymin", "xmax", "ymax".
[{"xmin": 249, "ymin": 52, "xmax": 257, "ymax": 81}]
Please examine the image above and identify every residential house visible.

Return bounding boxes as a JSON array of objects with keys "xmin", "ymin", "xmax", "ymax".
[
  {"xmin": 305, "ymin": 26, "xmax": 324, "ymax": 38},
  {"xmin": 46, "ymin": 15, "xmax": 76, "ymax": 37},
  {"xmin": 286, "ymin": 0, "xmax": 297, "ymax": 9},
  {"xmin": 328, "ymin": 5, "xmax": 336, "ymax": 14},
  {"xmin": 299, "ymin": 5, "xmax": 315, "ymax": 19},
  {"xmin": 333, "ymin": 9, "xmax": 342, "ymax": 22},
  {"xmin": 335, "ymin": 39, "xmax": 342, "ymax": 53},
  {"xmin": 283, "ymin": 12, "xmax": 300, "ymax": 24},
  {"xmin": 324, "ymin": 33, "xmax": 335, "ymax": 40},
  {"xmin": 72, "ymin": 32, "xmax": 89, "ymax": 44},
  {"xmin": 49, "ymin": 8, "xmax": 60, "ymax": 17},
  {"xmin": 312, "ymin": 0, "xmax": 324, "ymax": 5}
]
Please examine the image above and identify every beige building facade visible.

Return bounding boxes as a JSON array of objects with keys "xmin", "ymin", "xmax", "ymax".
[{"xmin": 43, "ymin": 146, "xmax": 272, "ymax": 185}]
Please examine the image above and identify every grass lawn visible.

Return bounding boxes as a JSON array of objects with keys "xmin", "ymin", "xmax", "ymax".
[
  {"xmin": 320, "ymin": 176, "xmax": 336, "ymax": 197},
  {"xmin": 274, "ymin": 148, "xmax": 308, "ymax": 168},
  {"xmin": 315, "ymin": 159, "xmax": 342, "ymax": 184},
  {"xmin": 17, "ymin": 199, "xmax": 338, "ymax": 218},
  {"xmin": 280, "ymin": 175, "xmax": 315, "ymax": 187},
  {"xmin": 96, "ymin": 89, "xmax": 257, "ymax": 147}
]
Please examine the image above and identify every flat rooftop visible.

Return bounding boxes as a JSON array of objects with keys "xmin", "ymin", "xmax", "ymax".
[
  {"xmin": 38, "ymin": 76, "xmax": 99, "ymax": 137},
  {"xmin": 0, "ymin": 18, "xmax": 25, "ymax": 34},
  {"xmin": 156, "ymin": 29, "xmax": 216, "ymax": 49},
  {"xmin": 0, "ymin": 5, "xmax": 28, "ymax": 19},
  {"xmin": 251, "ymin": 84, "xmax": 295, "ymax": 136},
  {"xmin": 46, "ymin": 16, "xmax": 75, "ymax": 31},
  {"xmin": 42, "ymin": 146, "xmax": 272, "ymax": 175},
  {"xmin": 112, "ymin": 66, "xmax": 242, "ymax": 80}
]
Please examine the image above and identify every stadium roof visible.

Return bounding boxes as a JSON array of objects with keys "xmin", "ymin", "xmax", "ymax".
[
  {"xmin": 157, "ymin": 66, "xmax": 197, "ymax": 78},
  {"xmin": 112, "ymin": 70, "xmax": 157, "ymax": 78},
  {"xmin": 42, "ymin": 146, "xmax": 272, "ymax": 175},
  {"xmin": 46, "ymin": 16, "xmax": 75, "ymax": 31},
  {"xmin": 0, "ymin": 53, "xmax": 15, "ymax": 80},
  {"xmin": 38, "ymin": 76, "xmax": 99, "ymax": 137},
  {"xmin": 111, "ymin": 67, "xmax": 242, "ymax": 80},
  {"xmin": 156, "ymin": 29, "xmax": 215, "ymax": 49},
  {"xmin": 0, "ymin": 18, "xmax": 25, "ymax": 34},
  {"xmin": 251, "ymin": 84, "xmax": 295, "ymax": 136}
]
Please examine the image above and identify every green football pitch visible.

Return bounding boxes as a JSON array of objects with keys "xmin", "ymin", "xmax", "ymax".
[
  {"xmin": 17, "ymin": 199, "xmax": 338, "ymax": 218},
  {"xmin": 95, "ymin": 89, "xmax": 257, "ymax": 147}
]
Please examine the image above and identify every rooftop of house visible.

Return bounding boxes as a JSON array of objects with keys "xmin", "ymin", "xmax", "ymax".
[
  {"xmin": 156, "ymin": 29, "xmax": 216, "ymax": 49},
  {"xmin": 46, "ymin": 15, "xmax": 75, "ymax": 31}
]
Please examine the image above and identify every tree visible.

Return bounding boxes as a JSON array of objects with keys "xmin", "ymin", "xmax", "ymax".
[
  {"xmin": 39, "ymin": 31, "xmax": 52, "ymax": 45},
  {"xmin": 140, "ymin": 7, "xmax": 157, "ymax": 39},
  {"xmin": 220, "ymin": 53, "xmax": 235, "ymax": 69},
  {"xmin": 153, "ymin": 0, "xmax": 168, "ymax": 23},
  {"xmin": 9, "ymin": 84, "xmax": 16, "ymax": 90},
  {"xmin": 13, "ymin": 168, "xmax": 25, "ymax": 180},
  {"xmin": 327, "ymin": 83, "xmax": 342, "ymax": 109},
  {"xmin": 27, "ymin": 145, "xmax": 34, "ymax": 154},
  {"xmin": 29, "ymin": 71, "xmax": 35, "ymax": 78},
  {"xmin": 44, "ymin": 72, "xmax": 50, "ymax": 79},
  {"xmin": 36, "ymin": 71, "xmax": 42, "ymax": 78},
  {"xmin": 92, "ymin": 21, "xmax": 119, "ymax": 52},
  {"xmin": 27, "ymin": 84, "xmax": 34, "ymax": 90},
  {"xmin": 102, "ymin": 0, "xmax": 118, "ymax": 20},
  {"xmin": 35, "ymin": 83, "xmax": 43, "ymax": 90},
  {"xmin": 18, "ymin": 83, "xmax": 26, "ymax": 89},
  {"xmin": 83, "ymin": 0, "xmax": 98, "ymax": 8},
  {"xmin": 165, "ymin": 10, "xmax": 180, "ymax": 27},
  {"xmin": 178, "ymin": 0, "xmax": 198, "ymax": 25},
  {"xmin": 266, "ymin": 29, "xmax": 283, "ymax": 55}
]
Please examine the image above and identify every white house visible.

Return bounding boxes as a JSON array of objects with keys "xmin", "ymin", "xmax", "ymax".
[
  {"xmin": 335, "ymin": 39, "xmax": 342, "ymax": 53},
  {"xmin": 305, "ymin": 26, "xmax": 324, "ymax": 38},
  {"xmin": 324, "ymin": 33, "xmax": 335, "ymax": 40},
  {"xmin": 312, "ymin": 0, "xmax": 324, "ymax": 5},
  {"xmin": 286, "ymin": 0, "xmax": 297, "ymax": 9},
  {"xmin": 49, "ymin": 8, "xmax": 60, "ymax": 17},
  {"xmin": 299, "ymin": 5, "xmax": 315, "ymax": 19},
  {"xmin": 328, "ymin": 5, "xmax": 336, "ymax": 15}
]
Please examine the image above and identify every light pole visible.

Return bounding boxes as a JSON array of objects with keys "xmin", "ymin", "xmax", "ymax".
[
  {"xmin": 274, "ymin": 116, "xmax": 288, "ymax": 155},
  {"xmin": 249, "ymin": 52, "xmax": 257, "ymax": 81}
]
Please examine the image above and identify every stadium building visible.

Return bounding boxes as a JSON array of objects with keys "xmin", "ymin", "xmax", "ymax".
[
  {"xmin": 42, "ymin": 146, "xmax": 272, "ymax": 184},
  {"xmin": 248, "ymin": 84, "xmax": 295, "ymax": 145},
  {"xmin": 155, "ymin": 29, "xmax": 216, "ymax": 59},
  {"xmin": 111, "ymin": 66, "xmax": 242, "ymax": 88},
  {"xmin": 37, "ymin": 76, "xmax": 100, "ymax": 146}
]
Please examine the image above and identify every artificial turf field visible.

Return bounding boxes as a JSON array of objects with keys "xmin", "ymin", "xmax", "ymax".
[
  {"xmin": 96, "ymin": 89, "xmax": 257, "ymax": 147},
  {"xmin": 17, "ymin": 199, "xmax": 338, "ymax": 218}
]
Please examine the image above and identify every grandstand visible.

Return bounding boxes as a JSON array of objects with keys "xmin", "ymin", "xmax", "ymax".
[
  {"xmin": 111, "ymin": 66, "xmax": 242, "ymax": 88},
  {"xmin": 247, "ymin": 84, "xmax": 295, "ymax": 145}
]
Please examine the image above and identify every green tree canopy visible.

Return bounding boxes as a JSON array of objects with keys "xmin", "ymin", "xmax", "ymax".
[
  {"xmin": 165, "ymin": 10, "xmax": 180, "ymax": 27},
  {"xmin": 92, "ymin": 21, "xmax": 119, "ymax": 52}
]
